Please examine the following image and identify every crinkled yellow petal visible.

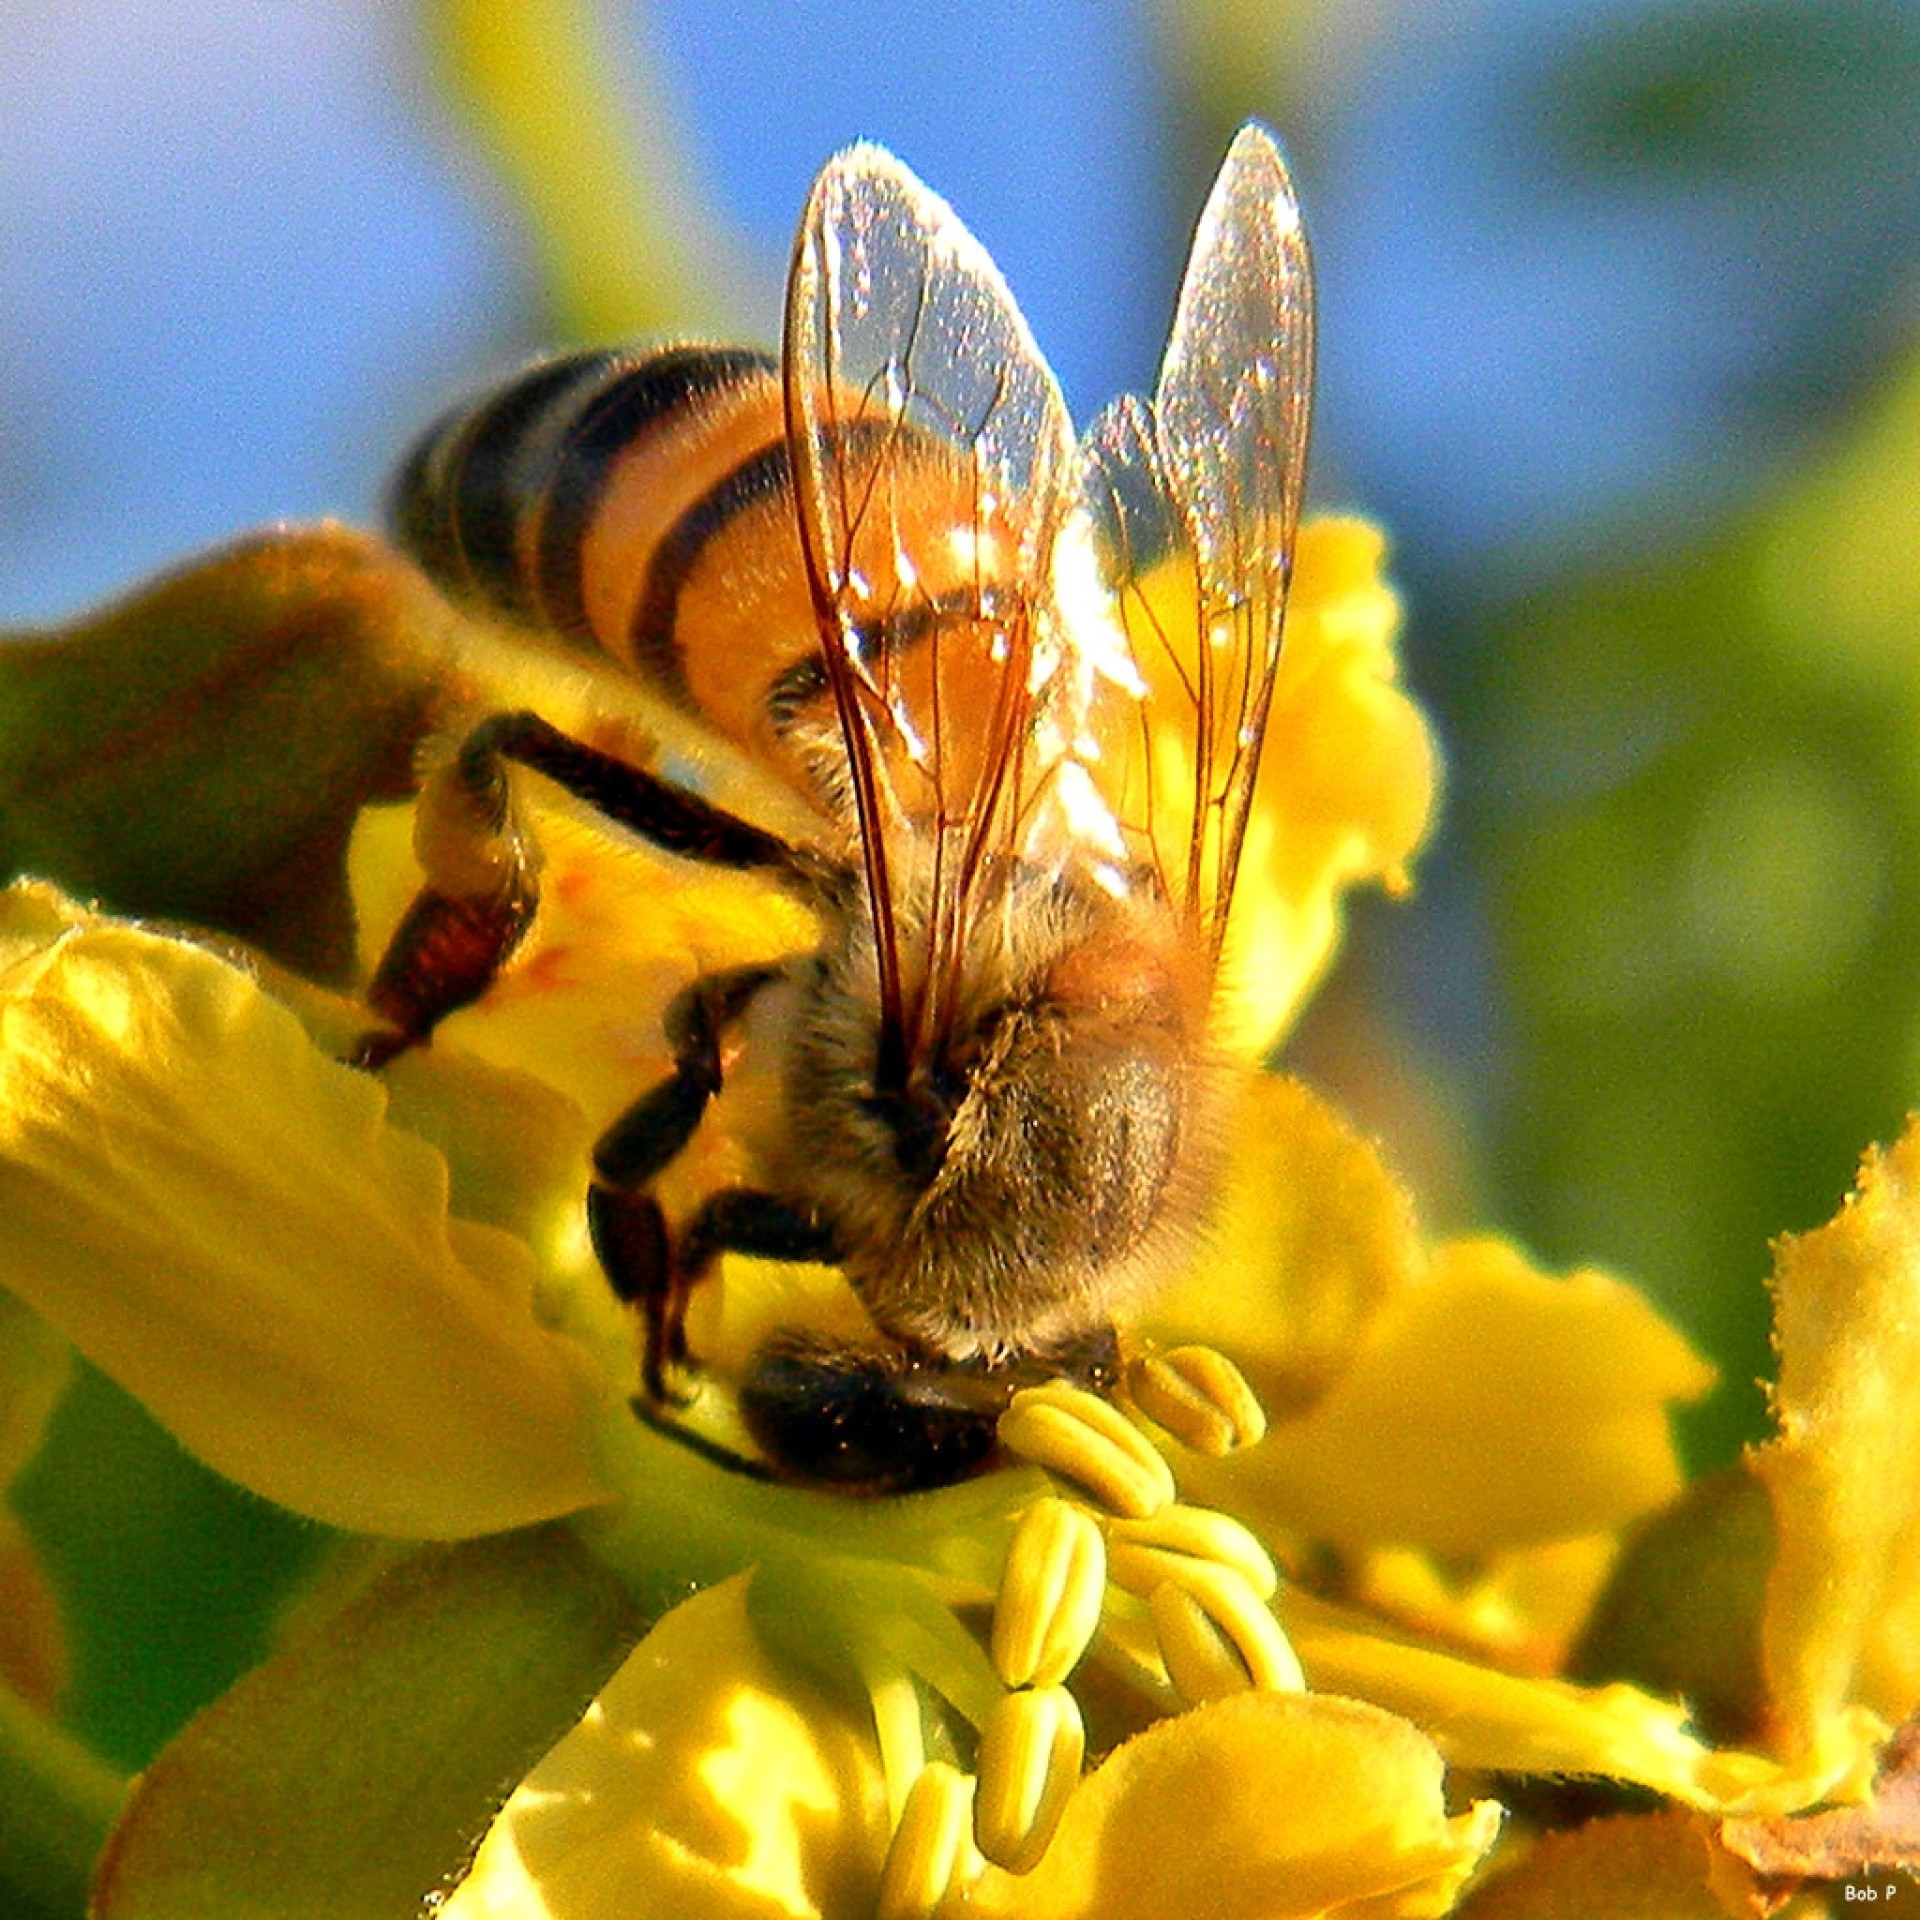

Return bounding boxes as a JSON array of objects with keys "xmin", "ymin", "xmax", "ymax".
[
  {"xmin": 1190, "ymin": 1236, "xmax": 1713, "ymax": 1559},
  {"xmin": 1147, "ymin": 1073, "xmax": 1423, "ymax": 1420},
  {"xmin": 962, "ymin": 1689, "xmax": 1500, "ymax": 1920},
  {"xmin": 1218, "ymin": 516, "xmax": 1439, "ymax": 1060},
  {"xmin": 1756, "ymin": 1117, "xmax": 1920, "ymax": 1749},
  {"xmin": 1281, "ymin": 1588, "xmax": 1883, "ymax": 1818},
  {"xmin": 0, "ymin": 883, "xmax": 613, "ymax": 1538},
  {"xmin": 444, "ymin": 1573, "xmax": 890, "ymax": 1920}
]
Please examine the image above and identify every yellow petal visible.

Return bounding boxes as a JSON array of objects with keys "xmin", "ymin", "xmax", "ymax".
[
  {"xmin": 1101, "ymin": 515, "xmax": 1435, "ymax": 1063},
  {"xmin": 962, "ymin": 1690, "xmax": 1499, "ymax": 1920},
  {"xmin": 444, "ymin": 1573, "xmax": 890, "ymax": 1920},
  {"xmin": 1147, "ymin": 1073, "xmax": 1423, "ymax": 1420},
  {"xmin": 1193, "ymin": 1236, "xmax": 1714, "ymax": 1559},
  {"xmin": 1218, "ymin": 516, "xmax": 1440, "ymax": 1059},
  {"xmin": 1756, "ymin": 1117, "xmax": 1920, "ymax": 1749},
  {"xmin": 1348, "ymin": 1534, "xmax": 1621, "ymax": 1679},
  {"xmin": 0, "ymin": 883, "xmax": 613, "ymax": 1537},
  {"xmin": 1281, "ymin": 1588, "xmax": 1883, "ymax": 1818}
]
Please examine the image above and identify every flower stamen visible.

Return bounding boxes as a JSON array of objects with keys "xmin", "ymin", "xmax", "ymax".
[
  {"xmin": 1106, "ymin": 1501, "xmax": 1280, "ymax": 1601},
  {"xmin": 990, "ymin": 1496, "xmax": 1108, "ymax": 1690},
  {"xmin": 876, "ymin": 1760, "xmax": 980, "ymax": 1920},
  {"xmin": 973, "ymin": 1684, "xmax": 1086, "ymax": 1874},
  {"xmin": 1127, "ymin": 1343, "xmax": 1268, "ymax": 1454},
  {"xmin": 1146, "ymin": 1563, "xmax": 1304, "ymax": 1705},
  {"xmin": 998, "ymin": 1382, "xmax": 1177, "ymax": 1518}
]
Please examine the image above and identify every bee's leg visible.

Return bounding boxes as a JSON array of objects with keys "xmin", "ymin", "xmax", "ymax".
[
  {"xmin": 351, "ymin": 722, "xmax": 542, "ymax": 1068},
  {"xmin": 586, "ymin": 965, "xmax": 812, "ymax": 1400},
  {"xmin": 631, "ymin": 1188, "xmax": 839, "ymax": 1406},
  {"xmin": 461, "ymin": 711, "xmax": 832, "ymax": 889},
  {"xmin": 353, "ymin": 710, "xmax": 833, "ymax": 1067}
]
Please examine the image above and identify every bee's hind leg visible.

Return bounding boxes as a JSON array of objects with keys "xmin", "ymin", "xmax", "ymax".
[
  {"xmin": 351, "ymin": 709, "xmax": 827, "ymax": 1068},
  {"xmin": 587, "ymin": 965, "xmax": 836, "ymax": 1402},
  {"xmin": 351, "ymin": 721, "xmax": 542, "ymax": 1068}
]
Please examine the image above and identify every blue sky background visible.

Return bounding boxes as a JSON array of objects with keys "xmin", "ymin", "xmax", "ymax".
[
  {"xmin": 6, "ymin": 0, "xmax": 1918, "ymax": 625},
  {"xmin": 0, "ymin": 0, "xmax": 1160, "ymax": 622}
]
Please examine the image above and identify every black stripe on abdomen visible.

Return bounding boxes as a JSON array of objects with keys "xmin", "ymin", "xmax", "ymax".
[
  {"xmin": 626, "ymin": 436, "xmax": 795, "ymax": 713},
  {"xmin": 624, "ymin": 415, "xmax": 903, "ymax": 722},
  {"xmin": 390, "ymin": 351, "xmax": 629, "ymax": 623},
  {"xmin": 530, "ymin": 346, "xmax": 778, "ymax": 640},
  {"xmin": 389, "ymin": 345, "xmax": 779, "ymax": 641}
]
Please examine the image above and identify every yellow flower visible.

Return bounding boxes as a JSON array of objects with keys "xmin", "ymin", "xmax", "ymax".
[
  {"xmin": 444, "ymin": 1576, "xmax": 892, "ymax": 1920},
  {"xmin": 962, "ymin": 1691, "xmax": 1500, "ymax": 1920},
  {"xmin": 1755, "ymin": 1118, "xmax": 1920, "ymax": 1748},
  {"xmin": 1137, "ymin": 1073, "xmax": 1885, "ymax": 1829},
  {"xmin": 0, "ymin": 881, "xmax": 614, "ymax": 1540},
  {"xmin": 1219, "ymin": 516, "xmax": 1438, "ymax": 1059},
  {"xmin": 4, "ymin": 510, "xmax": 1908, "ymax": 1919}
]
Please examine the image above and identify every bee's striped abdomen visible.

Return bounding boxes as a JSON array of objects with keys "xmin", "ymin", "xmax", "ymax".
[
  {"xmin": 391, "ymin": 342, "xmax": 1013, "ymax": 818},
  {"xmin": 390, "ymin": 346, "xmax": 816, "ymax": 725}
]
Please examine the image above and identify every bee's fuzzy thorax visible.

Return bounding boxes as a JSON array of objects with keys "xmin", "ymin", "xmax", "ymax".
[{"xmin": 773, "ymin": 852, "xmax": 1231, "ymax": 1362}]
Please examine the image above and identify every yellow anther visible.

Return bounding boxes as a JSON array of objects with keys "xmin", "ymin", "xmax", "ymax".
[
  {"xmin": 1126, "ymin": 1344, "xmax": 1267, "ymax": 1455},
  {"xmin": 1106, "ymin": 1501, "xmax": 1280, "ymax": 1601},
  {"xmin": 1146, "ymin": 1562, "xmax": 1304, "ymax": 1704},
  {"xmin": 992, "ymin": 1497, "xmax": 1108, "ymax": 1689},
  {"xmin": 877, "ymin": 1762, "xmax": 978, "ymax": 1920},
  {"xmin": 974, "ymin": 1685, "xmax": 1086, "ymax": 1875},
  {"xmin": 998, "ymin": 1382, "xmax": 1176, "ymax": 1519}
]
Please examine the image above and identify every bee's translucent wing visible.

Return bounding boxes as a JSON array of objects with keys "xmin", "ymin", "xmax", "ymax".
[
  {"xmin": 1082, "ymin": 123, "xmax": 1314, "ymax": 957},
  {"xmin": 784, "ymin": 142, "xmax": 1078, "ymax": 1076}
]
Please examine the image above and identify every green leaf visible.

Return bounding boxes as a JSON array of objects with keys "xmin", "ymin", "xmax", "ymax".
[
  {"xmin": 0, "ymin": 526, "xmax": 462, "ymax": 984},
  {"xmin": 91, "ymin": 1526, "xmax": 645, "ymax": 1920}
]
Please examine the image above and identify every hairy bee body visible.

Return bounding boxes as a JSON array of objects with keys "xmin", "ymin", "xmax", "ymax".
[
  {"xmin": 363, "ymin": 128, "xmax": 1313, "ymax": 1489},
  {"xmin": 773, "ymin": 853, "xmax": 1222, "ymax": 1363},
  {"xmin": 394, "ymin": 353, "xmax": 1222, "ymax": 1352}
]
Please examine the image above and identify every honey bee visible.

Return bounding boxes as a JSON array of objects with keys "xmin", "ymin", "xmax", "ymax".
[{"xmin": 355, "ymin": 124, "xmax": 1314, "ymax": 1491}]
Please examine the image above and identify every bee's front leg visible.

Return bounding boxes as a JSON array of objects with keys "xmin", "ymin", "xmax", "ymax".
[
  {"xmin": 352, "ymin": 709, "xmax": 828, "ymax": 1069},
  {"xmin": 588, "ymin": 965, "xmax": 835, "ymax": 1401}
]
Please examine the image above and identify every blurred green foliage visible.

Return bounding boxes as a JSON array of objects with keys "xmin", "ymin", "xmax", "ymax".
[{"xmin": 1444, "ymin": 354, "xmax": 1920, "ymax": 1466}]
